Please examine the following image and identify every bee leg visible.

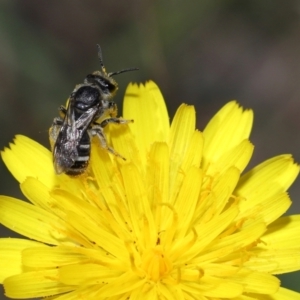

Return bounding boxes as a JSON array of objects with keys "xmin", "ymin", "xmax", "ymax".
[
  {"xmin": 52, "ymin": 117, "xmax": 63, "ymax": 125},
  {"xmin": 58, "ymin": 105, "xmax": 67, "ymax": 118},
  {"xmin": 90, "ymin": 125, "xmax": 126, "ymax": 160},
  {"xmin": 98, "ymin": 117, "xmax": 133, "ymax": 128},
  {"xmin": 49, "ymin": 117, "xmax": 64, "ymax": 151},
  {"xmin": 59, "ymin": 105, "xmax": 67, "ymax": 113}
]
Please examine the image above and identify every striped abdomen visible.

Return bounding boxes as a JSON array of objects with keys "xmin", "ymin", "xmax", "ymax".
[{"xmin": 66, "ymin": 131, "xmax": 91, "ymax": 176}]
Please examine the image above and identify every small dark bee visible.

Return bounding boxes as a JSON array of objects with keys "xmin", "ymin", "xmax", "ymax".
[{"xmin": 49, "ymin": 45, "xmax": 137, "ymax": 175}]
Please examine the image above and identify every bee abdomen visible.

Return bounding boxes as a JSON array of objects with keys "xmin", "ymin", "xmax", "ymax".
[{"xmin": 66, "ymin": 133, "xmax": 91, "ymax": 175}]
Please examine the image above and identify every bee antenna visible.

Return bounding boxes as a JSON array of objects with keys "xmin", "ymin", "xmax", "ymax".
[
  {"xmin": 96, "ymin": 44, "xmax": 105, "ymax": 68},
  {"xmin": 108, "ymin": 67, "xmax": 139, "ymax": 77}
]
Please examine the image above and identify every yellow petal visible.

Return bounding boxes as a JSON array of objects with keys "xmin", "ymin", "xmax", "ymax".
[
  {"xmin": 1, "ymin": 135, "xmax": 54, "ymax": 186},
  {"xmin": 261, "ymin": 287, "xmax": 300, "ymax": 300},
  {"xmin": 59, "ymin": 263, "xmax": 121, "ymax": 285},
  {"xmin": 180, "ymin": 277, "xmax": 243, "ymax": 298},
  {"xmin": 246, "ymin": 248, "xmax": 300, "ymax": 274},
  {"xmin": 157, "ymin": 282, "xmax": 185, "ymax": 300},
  {"xmin": 168, "ymin": 104, "xmax": 197, "ymax": 200},
  {"xmin": 175, "ymin": 206, "xmax": 239, "ymax": 263},
  {"xmin": 121, "ymin": 163, "xmax": 156, "ymax": 247},
  {"xmin": 4, "ymin": 269, "xmax": 74, "ymax": 298},
  {"xmin": 20, "ymin": 177, "xmax": 53, "ymax": 211},
  {"xmin": 209, "ymin": 166, "xmax": 240, "ymax": 215},
  {"xmin": 1, "ymin": 135, "xmax": 83, "ymax": 192},
  {"xmin": 238, "ymin": 192, "xmax": 291, "ymax": 226},
  {"xmin": 236, "ymin": 155, "xmax": 299, "ymax": 212},
  {"xmin": 169, "ymin": 104, "xmax": 195, "ymax": 164},
  {"xmin": 94, "ymin": 271, "xmax": 144, "ymax": 298},
  {"xmin": 173, "ymin": 166, "xmax": 202, "ymax": 239},
  {"xmin": 230, "ymin": 269, "xmax": 280, "ymax": 294},
  {"xmin": 202, "ymin": 101, "xmax": 253, "ymax": 169},
  {"xmin": 206, "ymin": 139, "xmax": 253, "ymax": 176},
  {"xmin": 66, "ymin": 210, "xmax": 128, "ymax": 263},
  {"xmin": 105, "ymin": 121, "xmax": 143, "ymax": 169},
  {"xmin": 193, "ymin": 220, "xmax": 266, "ymax": 264},
  {"xmin": 147, "ymin": 142, "xmax": 170, "ymax": 208},
  {"xmin": 181, "ymin": 130, "xmax": 204, "ymax": 172},
  {"xmin": 90, "ymin": 140, "xmax": 122, "ymax": 189},
  {"xmin": 22, "ymin": 246, "xmax": 89, "ymax": 268},
  {"xmin": 261, "ymin": 215, "xmax": 300, "ymax": 249},
  {"xmin": 123, "ymin": 81, "xmax": 169, "ymax": 164},
  {"xmin": 0, "ymin": 196, "xmax": 70, "ymax": 245},
  {"xmin": 0, "ymin": 238, "xmax": 42, "ymax": 282}
]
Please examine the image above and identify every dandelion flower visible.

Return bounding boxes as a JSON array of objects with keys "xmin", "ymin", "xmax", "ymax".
[{"xmin": 1, "ymin": 81, "xmax": 300, "ymax": 299}]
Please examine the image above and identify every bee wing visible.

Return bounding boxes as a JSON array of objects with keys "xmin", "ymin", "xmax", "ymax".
[
  {"xmin": 52, "ymin": 98, "xmax": 100, "ymax": 174},
  {"xmin": 75, "ymin": 106, "xmax": 100, "ymax": 131},
  {"xmin": 53, "ymin": 96, "xmax": 80, "ymax": 174}
]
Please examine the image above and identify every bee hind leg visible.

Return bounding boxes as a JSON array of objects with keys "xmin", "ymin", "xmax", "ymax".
[
  {"xmin": 97, "ymin": 117, "xmax": 133, "ymax": 128},
  {"xmin": 90, "ymin": 125, "xmax": 126, "ymax": 160}
]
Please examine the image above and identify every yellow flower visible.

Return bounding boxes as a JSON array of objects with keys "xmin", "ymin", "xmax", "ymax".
[{"xmin": 1, "ymin": 80, "xmax": 300, "ymax": 299}]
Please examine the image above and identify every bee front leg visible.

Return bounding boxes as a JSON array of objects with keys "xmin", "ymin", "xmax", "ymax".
[{"xmin": 90, "ymin": 125, "xmax": 126, "ymax": 160}]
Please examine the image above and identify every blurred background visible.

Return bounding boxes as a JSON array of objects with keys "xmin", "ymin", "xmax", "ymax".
[{"xmin": 0, "ymin": 0, "xmax": 300, "ymax": 297}]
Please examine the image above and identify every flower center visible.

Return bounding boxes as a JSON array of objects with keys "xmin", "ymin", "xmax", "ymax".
[{"xmin": 141, "ymin": 245, "xmax": 172, "ymax": 281}]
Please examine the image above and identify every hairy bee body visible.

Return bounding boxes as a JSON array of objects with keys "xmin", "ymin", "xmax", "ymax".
[{"xmin": 49, "ymin": 46, "xmax": 137, "ymax": 175}]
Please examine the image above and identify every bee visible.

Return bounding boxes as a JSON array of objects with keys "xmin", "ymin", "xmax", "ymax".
[{"xmin": 49, "ymin": 45, "xmax": 138, "ymax": 175}]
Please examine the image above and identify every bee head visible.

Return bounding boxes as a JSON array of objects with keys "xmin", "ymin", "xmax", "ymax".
[
  {"xmin": 84, "ymin": 45, "xmax": 138, "ymax": 97},
  {"xmin": 85, "ymin": 72, "xmax": 118, "ymax": 96}
]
